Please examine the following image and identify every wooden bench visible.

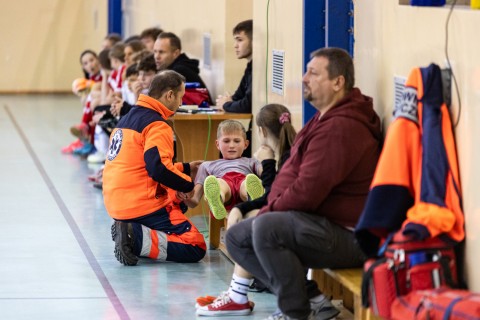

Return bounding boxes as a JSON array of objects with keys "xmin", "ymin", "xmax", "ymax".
[{"xmin": 311, "ymin": 268, "xmax": 382, "ymax": 320}]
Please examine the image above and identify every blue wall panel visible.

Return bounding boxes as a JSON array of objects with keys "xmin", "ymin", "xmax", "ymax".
[
  {"xmin": 302, "ymin": 0, "xmax": 354, "ymax": 124},
  {"xmin": 108, "ymin": 0, "xmax": 122, "ymax": 36},
  {"xmin": 303, "ymin": 0, "xmax": 326, "ymax": 124}
]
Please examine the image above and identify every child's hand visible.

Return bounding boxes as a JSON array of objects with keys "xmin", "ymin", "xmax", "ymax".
[
  {"xmin": 132, "ymin": 80, "xmax": 143, "ymax": 97},
  {"xmin": 92, "ymin": 111, "xmax": 106, "ymax": 124},
  {"xmin": 111, "ymin": 96, "xmax": 123, "ymax": 117},
  {"xmin": 254, "ymin": 145, "xmax": 275, "ymax": 162}
]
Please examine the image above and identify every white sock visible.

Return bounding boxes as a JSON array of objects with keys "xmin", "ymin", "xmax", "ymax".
[{"xmin": 227, "ymin": 274, "xmax": 251, "ymax": 304}]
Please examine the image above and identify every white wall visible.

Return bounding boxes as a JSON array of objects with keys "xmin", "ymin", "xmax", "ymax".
[
  {"xmin": 0, "ymin": 0, "xmax": 107, "ymax": 92},
  {"xmin": 354, "ymin": 1, "xmax": 480, "ymax": 291}
]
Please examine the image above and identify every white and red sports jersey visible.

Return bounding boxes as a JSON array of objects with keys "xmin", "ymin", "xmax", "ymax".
[
  {"xmin": 108, "ymin": 64, "xmax": 126, "ymax": 93},
  {"xmin": 90, "ymin": 72, "xmax": 102, "ymax": 82}
]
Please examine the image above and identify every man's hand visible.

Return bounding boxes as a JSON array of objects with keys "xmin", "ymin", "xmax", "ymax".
[
  {"xmin": 215, "ymin": 92, "xmax": 232, "ymax": 110},
  {"xmin": 254, "ymin": 145, "xmax": 275, "ymax": 162},
  {"xmin": 176, "ymin": 189, "xmax": 197, "ymax": 208},
  {"xmin": 189, "ymin": 160, "xmax": 203, "ymax": 180},
  {"xmin": 176, "ymin": 190, "xmax": 194, "ymax": 201}
]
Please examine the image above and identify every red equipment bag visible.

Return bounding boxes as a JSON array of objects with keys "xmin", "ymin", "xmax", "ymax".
[
  {"xmin": 362, "ymin": 232, "xmax": 457, "ymax": 319},
  {"xmin": 182, "ymin": 88, "xmax": 211, "ymax": 107},
  {"xmin": 391, "ymin": 288, "xmax": 480, "ymax": 320}
]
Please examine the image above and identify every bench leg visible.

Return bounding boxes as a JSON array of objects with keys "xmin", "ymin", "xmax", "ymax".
[{"xmin": 354, "ymin": 294, "xmax": 368, "ymax": 320}]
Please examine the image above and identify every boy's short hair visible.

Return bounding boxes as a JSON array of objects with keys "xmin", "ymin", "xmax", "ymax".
[
  {"xmin": 126, "ymin": 40, "xmax": 145, "ymax": 52},
  {"xmin": 217, "ymin": 120, "xmax": 247, "ymax": 139},
  {"xmin": 124, "ymin": 35, "xmax": 141, "ymax": 43},
  {"xmin": 105, "ymin": 33, "xmax": 122, "ymax": 44},
  {"xmin": 131, "ymin": 50, "xmax": 151, "ymax": 65},
  {"xmin": 98, "ymin": 49, "xmax": 112, "ymax": 70},
  {"xmin": 109, "ymin": 43, "xmax": 126, "ymax": 62},
  {"xmin": 233, "ymin": 19, "xmax": 253, "ymax": 40},
  {"xmin": 126, "ymin": 63, "xmax": 139, "ymax": 78},
  {"xmin": 137, "ymin": 53, "xmax": 156, "ymax": 72},
  {"xmin": 148, "ymin": 70, "xmax": 185, "ymax": 99},
  {"xmin": 157, "ymin": 32, "xmax": 182, "ymax": 51},
  {"xmin": 140, "ymin": 27, "xmax": 163, "ymax": 41}
]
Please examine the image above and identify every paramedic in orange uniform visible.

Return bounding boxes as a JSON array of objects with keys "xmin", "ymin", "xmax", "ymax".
[{"xmin": 103, "ymin": 70, "xmax": 206, "ymax": 266}]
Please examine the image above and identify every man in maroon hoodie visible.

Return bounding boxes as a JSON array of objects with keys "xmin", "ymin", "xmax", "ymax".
[{"xmin": 225, "ymin": 48, "xmax": 382, "ymax": 320}]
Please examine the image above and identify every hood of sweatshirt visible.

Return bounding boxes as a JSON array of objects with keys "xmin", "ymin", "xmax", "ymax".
[
  {"xmin": 170, "ymin": 53, "xmax": 200, "ymax": 74},
  {"xmin": 320, "ymin": 88, "xmax": 382, "ymax": 143}
]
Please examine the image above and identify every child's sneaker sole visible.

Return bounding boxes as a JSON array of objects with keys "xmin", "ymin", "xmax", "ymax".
[
  {"xmin": 204, "ymin": 176, "xmax": 227, "ymax": 220},
  {"xmin": 245, "ymin": 174, "xmax": 264, "ymax": 200}
]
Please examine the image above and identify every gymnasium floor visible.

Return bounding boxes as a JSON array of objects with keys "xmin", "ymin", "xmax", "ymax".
[{"xmin": 0, "ymin": 95, "xmax": 277, "ymax": 320}]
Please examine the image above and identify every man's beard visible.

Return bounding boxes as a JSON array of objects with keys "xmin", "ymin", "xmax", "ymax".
[{"xmin": 303, "ymin": 89, "xmax": 312, "ymax": 102}]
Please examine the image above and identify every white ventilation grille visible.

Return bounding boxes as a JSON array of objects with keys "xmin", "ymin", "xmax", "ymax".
[
  {"xmin": 393, "ymin": 75, "xmax": 406, "ymax": 113},
  {"xmin": 203, "ymin": 33, "xmax": 212, "ymax": 70},
  {"xmin": 272, "ymin": 50, "xmax": 285, "ymax": 95}
]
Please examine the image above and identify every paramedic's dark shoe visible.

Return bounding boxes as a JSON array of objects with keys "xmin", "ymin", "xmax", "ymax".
[
  {"xmin": 245, "ymin": 174, "xmax": 264, "ymax": 201},
  {"xmin": 204, "ymin": 176, "xmax": 227, "ymax": 220},
  {"xmin": 111, "ymin": 221, "xmax": 138, "ymax": 266}
]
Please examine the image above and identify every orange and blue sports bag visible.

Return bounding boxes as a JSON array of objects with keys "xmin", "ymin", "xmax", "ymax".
[
  {"xmin": 391, "ymin": 288, "xmax": 480, "ymax": 320},
  {"xmin": 362, "ymin": 232, "xmax": 457, "ymax": 319}
]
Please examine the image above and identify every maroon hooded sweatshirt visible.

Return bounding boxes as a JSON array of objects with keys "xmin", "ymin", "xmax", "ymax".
[{"xmin": 259, "ymin": 88, "xmax": 382, "ymax": 228}]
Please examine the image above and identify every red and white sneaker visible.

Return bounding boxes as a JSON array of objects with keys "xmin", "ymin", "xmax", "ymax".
[
  {"xmin": 61, "ymin": 139, "xmax": 84, "ymax": 154},
  {"xmin": 196, "ymin": 292, "xmax": 253, "ymax": 316},
  {"xmin": 195, "ymin": 295, "xmax": 217, "ymax": 308}
]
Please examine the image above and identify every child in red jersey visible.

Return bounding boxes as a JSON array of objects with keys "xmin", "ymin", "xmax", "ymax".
[{"xmin": 62, "ymin": 50, "xmax": 102, "ymax": 154}]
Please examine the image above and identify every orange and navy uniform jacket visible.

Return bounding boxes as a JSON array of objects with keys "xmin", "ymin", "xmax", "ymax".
[
  {"xmin": 102, "ymin": 94, "xmax": 194, "ymax": 220},
  {"xmin": 355, "ymin": 64, "xmax": 464, "ymax": 257}
]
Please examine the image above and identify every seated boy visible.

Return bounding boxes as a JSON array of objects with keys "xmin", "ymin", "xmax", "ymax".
[{"xmin": 181, "ymin": 120, "xmax": 264, "ymax": 219}]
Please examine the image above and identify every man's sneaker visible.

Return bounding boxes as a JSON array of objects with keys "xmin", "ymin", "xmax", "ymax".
[
  {"xmin": 70, "ymin": 123, "xmax": 89, "ymax": 140},
  {"xmin": 61, "ymin": 139, "xmax": 83, "ymax": 154},
  {"xmin": 245, "ymin": 174, "xmax": 264, "ymax": 200},
  {"xmin": 265, "ymin": 310, "xmax": 314, "ymax": 320},
  {"xmin": 87, "ymin": 151, "xmax": 106, "ymax": 163},
  {"xmin": 203, "ymin": 176, "xmax": 227, "ymax": 219},
  {"xmin": 310, "ymin": 298, "xmax": 339, "ymax": 320},
  {"xmin": 248, "ymin": 277, "xmax": 271, "ymax": 293},
  {"xmin": 111, "ymin": 221, "xmax": 138, "ymax": 266},
  {"xmin": 196, "ymin": 292, "xmax": 253, "ymax": 316}
]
